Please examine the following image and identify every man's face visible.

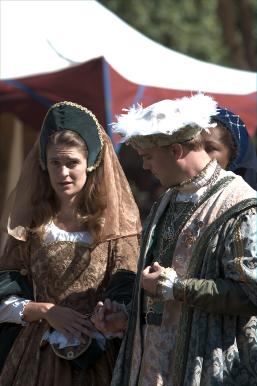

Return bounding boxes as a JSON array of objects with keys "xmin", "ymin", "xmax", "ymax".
[{"xmin": 137, "ymin": 146, "xmax": 177, "ymax": 188}]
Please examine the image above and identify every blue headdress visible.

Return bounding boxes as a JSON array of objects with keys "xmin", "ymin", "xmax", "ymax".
[{"xmin": 211, "ymin": 107, "xmax": 257, "ymax": 190}]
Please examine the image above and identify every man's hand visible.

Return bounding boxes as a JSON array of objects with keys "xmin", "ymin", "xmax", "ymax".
[
  {"xmin": 141, "ymin": 261, "xmax": 164, "ymax": 295},
  {"xmin": 91, "ymin": 298, "xmax": 128, "ymax": 334}
]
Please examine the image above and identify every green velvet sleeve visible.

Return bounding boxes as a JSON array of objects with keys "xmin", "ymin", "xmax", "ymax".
[{"xmin": 173, "ymin": 277, "xmax": 257, "ymax": 316}]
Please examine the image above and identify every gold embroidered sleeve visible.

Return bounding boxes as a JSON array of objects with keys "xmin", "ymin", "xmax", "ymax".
[{"xmin": 109, "ymin": 235, "xmax": 140, "ymax": 275}]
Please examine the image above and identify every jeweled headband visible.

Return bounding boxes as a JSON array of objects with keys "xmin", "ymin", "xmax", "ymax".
[{"xmin": 40, "ymin": 101, "xmax": 104, "ymax": 171}]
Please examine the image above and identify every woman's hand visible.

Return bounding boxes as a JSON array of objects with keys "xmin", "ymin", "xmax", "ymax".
[
  {"xmin": 23, "ymin": 302, "xmax": 95, "ymax": 342},
  {"xmin": 91, "ymin": 298, "xmax": 128, "ymax": 334}
]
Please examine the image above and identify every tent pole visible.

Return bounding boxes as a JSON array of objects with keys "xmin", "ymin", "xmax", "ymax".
[{"xmin": 5, "ymin": 117, "xmax": 24, "ymax": 200}]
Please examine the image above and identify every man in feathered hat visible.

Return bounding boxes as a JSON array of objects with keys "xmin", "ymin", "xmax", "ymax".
[{"xmin": 93, "ymin": 94, "xmax": 257, "ymax": 386}]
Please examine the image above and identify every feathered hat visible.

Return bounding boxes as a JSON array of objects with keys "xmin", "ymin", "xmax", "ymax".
[{"xmin": 112, "ymin": 94, "xmax": 218, "ymax": 148}]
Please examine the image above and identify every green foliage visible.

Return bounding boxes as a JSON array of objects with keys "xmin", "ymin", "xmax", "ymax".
[{"xmin": 99, "ymin": 0, "xmax": 255, "ymax": 69}]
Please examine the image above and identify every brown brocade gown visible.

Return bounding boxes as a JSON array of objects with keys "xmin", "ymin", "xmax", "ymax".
[{"xmin": 0, "ymin": 230, "xmax": 139, "ymax": 386}]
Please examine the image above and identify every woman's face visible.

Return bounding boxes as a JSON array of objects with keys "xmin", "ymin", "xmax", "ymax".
[
  {"xmin": 47, "ymin": 144, "xmax": 88, "ymax": 203},
  {"xmin": 202, "ymin": 125, "xmax": 232, "ymax": 169}
]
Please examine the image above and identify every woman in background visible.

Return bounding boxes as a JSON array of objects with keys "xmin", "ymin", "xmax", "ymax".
[{"xmin": 202, "ymin": 106, "xmax": 257, "ymax": 189}]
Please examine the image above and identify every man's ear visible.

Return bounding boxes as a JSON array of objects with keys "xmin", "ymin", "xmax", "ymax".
[{"xmin": 170, "ymin": 143, "xmax": 183, "ymax": 160}]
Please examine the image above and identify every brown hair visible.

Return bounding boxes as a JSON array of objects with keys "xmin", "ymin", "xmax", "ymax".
[
  {"xmin": 180, "ymin": 132, "xmax": 205, "ymax": 151},
  {"xmin": 30, "ymin": 130, "xmax": 107, "ymax": 240}
]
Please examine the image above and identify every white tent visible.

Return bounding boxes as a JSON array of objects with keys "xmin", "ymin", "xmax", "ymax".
[
  {"xmin": 0, "ymin": 0, "xmax": 256, "ymax": 216},
  {"xmin": 1, "ymin": 0, "xmax": 255, "ymax": 96}
]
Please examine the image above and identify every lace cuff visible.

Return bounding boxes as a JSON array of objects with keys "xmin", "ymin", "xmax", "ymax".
[
  {"xmin": 156, "ymin": 267, "xmax": 178, "ymax": 301},
  {"xmin": 0, "ymin": 296, "xmax": 31, "ymax": 325},
  {"xmin": 19, "ymin": 299, "xmax": 31, "ymax": 326}
]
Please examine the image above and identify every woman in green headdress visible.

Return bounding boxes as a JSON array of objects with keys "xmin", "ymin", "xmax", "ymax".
[{"xmin": 0, "ymin": 101, "xmax": 141, "ymax": 386}]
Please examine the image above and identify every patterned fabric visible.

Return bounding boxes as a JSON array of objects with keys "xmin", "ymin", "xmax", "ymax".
[
  {"xmin": 111, "ymin": 170, "xmax": 257, "ymax": 386},
  {"xmin": 211, "ymin": 107, "xmax": 257, "ymax": 189},
  {"xmin": 0, "ymin": 233, "xmax": 139, "ymax": 386},
  {"xmin": 174, "ymin": 208, "xmax": 257, "ymax": 386},
  {"xmin": 0, "ymin": 223, "xmax": 92, "ymax": 328}
]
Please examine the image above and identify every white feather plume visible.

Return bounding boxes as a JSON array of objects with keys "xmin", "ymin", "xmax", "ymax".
[{"xmin": 112, "ymin": 93, "xmax": 218, "ymax": 142}]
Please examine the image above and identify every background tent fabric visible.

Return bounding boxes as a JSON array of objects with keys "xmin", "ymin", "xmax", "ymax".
[
  {"xmin": 0, "ymin": 0, "xmax": 256, "ymax": 216},
  {"xmin": 1, "ymin": 0, "xmax": 256, "ymax": 135},
  {"xmin": 1, "ymin": 57, "xmax": 256, "ymax": 139}
]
